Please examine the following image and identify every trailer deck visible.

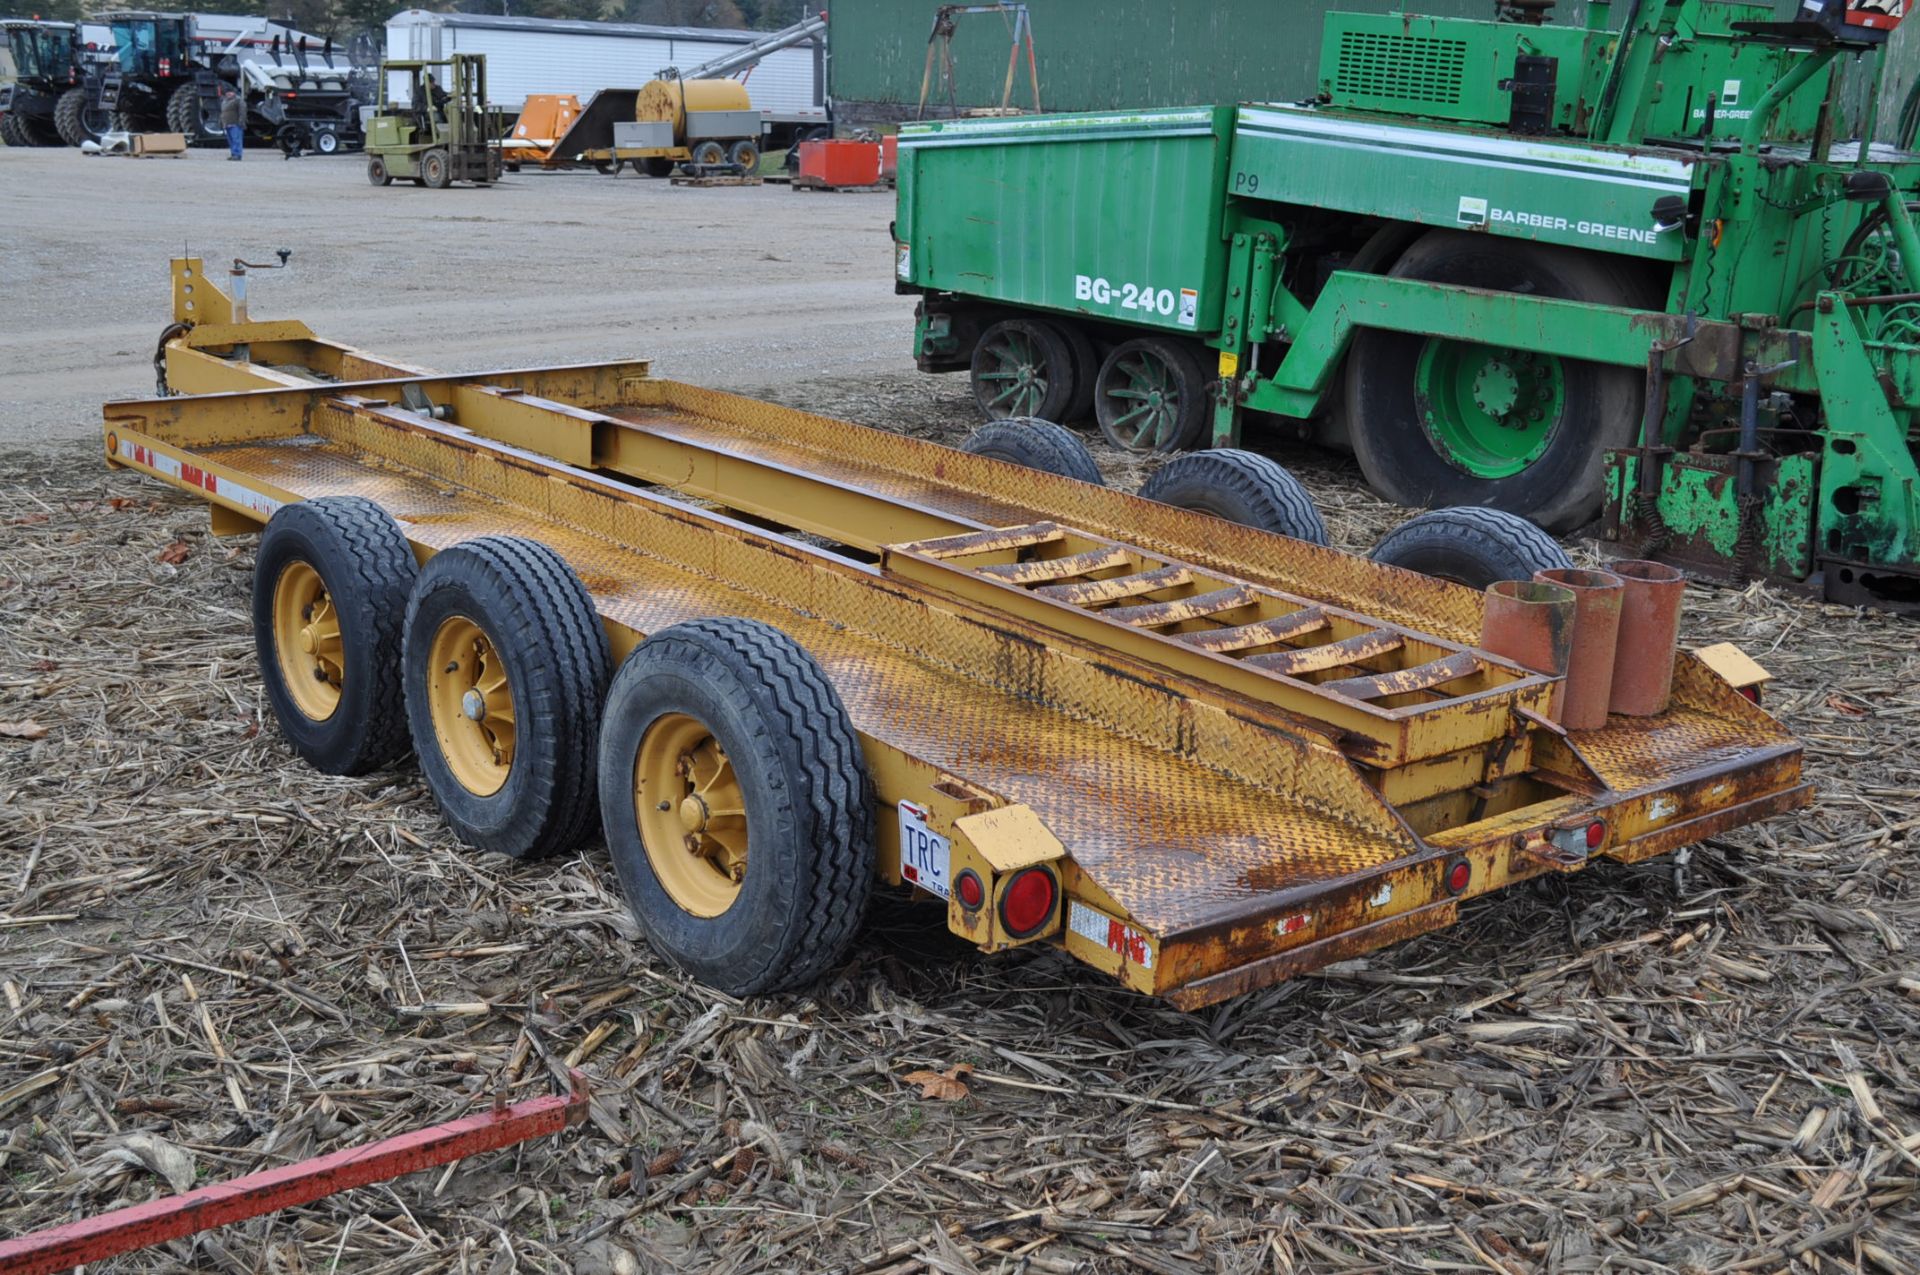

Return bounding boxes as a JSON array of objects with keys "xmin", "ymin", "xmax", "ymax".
[{"xmin": 101, "ymin": 260, "xmax": 1810, "ymax": 1006}]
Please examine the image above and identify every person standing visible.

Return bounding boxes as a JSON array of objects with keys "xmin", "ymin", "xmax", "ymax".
[{"xmin": 219, "ymin": 87, "xmax": 245, "ymax": 161}]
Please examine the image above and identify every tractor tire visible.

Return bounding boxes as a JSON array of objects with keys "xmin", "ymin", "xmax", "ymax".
[
  {"xmin": 1345, "ymin": 230, "xmax": 1656, "ymax": 534},
  {"xmin": 1093, "ymin": 336, "xmax": 1210, "ymax": 454},
  {"xmin": 54, "ymin": 88, "xmax": 106, "ymax": 146},
  {"xmin": 727, "ymin": 139, "xmax": 759, "ymax": 171},
  {"xmin": 970, "ymin": 318, "xmax": 1078, "ymax": 423},
  {"xmin": 1136, "ymin": 449, "xmax": 1328, "ymax": 545},
  {"xmin": 960, "ymin": 418, "xmax": 1106, "ymax": 486},
  {"xmin": 0, "ymin": 113, "xmax": 24, "ymax": 147},
  {"xmin": 253, "ymin": 497, "xmax": 420, "ymax": 776},
  {"xmin": 22, "ymin": 114, "xmax": 64, "ymax": 146},
  {"xmin": 598, "ymin": 617, "xmax": 875, "ymax": 996},
  {"xmin": 167, "ymin": 82, "xmax": 223, "ymax": 147},
  {"xmin": 420, "ymin": 147, "xmax": 451, "ymax": 189},
  {"xmin": 1368, "ymin": 507, "xmax": 1572, "ymax": 589},
  {"xmin": 402, "ymin": 535, "xmax": 611, "ymax": 861},
  {"xmin": 366, "ymin": 155, "xmax": 392, "ymax": 186}
]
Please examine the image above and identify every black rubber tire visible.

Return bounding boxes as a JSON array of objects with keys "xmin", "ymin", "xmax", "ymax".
[
  {"xmin": 314, "ymin": 128, "xmax": 340, "ymax": 155},
  {"xmin": 691, "ymin": 140, "xmax": 726, "ymax": 166},
  {"xmin": 961, "ymin": 418, "xmax": 1106, "ymax": 486},
  {"xmin": 1094, "ymin": 336, "xmax": 1211, "ymax": 454},
  {"xmin": 1137, "ymin": 449, "xmax": 1327, "ymax": 545},
  {"xmin": 0, "ymin": 113, "xmax": 24, "ymax": 147},
  {"xmin": 168, "ymin": 82, "xmax": 223, "ymax": 147},
  {"xmin": 727, "ymin": 139, "xmax": 759, "ymax": 170},
  {"xmin": 54, "ymin": 88, "xmax": 102, "ymax": 146},
  {"xmin": 403, "ymin": 536, "xmax": 612, "ymax": 860},
  {"xmin": 366, "ymin": 156, "xmax": 392, "ymax": 186},
  {"xmin": 421, "ymin": 148, "xmax": 451, "ymax": 189},
  {"xmin": 970, "ymin": 318, "xmax": 1077, "ymax": 423},
  {"xmin": 598, "ymin": 617, "xmax": 875, "ymax": 995},
  {"xmin": 1346, "ymin": 230, "xmax": 1656, "ymax": 534},
  {"xmin": 18, "ymin": 110, "xmax": 62, "ymax": 146},
  {"xmin": 594, "ymin": 158, "xmax": 620, "ymax": 175},
  {"xmin": 1057, "ymin": 322, "xmax": 1099, "ymax": 425},
  {"xmin": 1368, "ymin": 507, "xmax": 1572, "ymax": 589},
  {"xmin": 640, "ymin": 156, "xmax": 673, "ymax": 178},
  {"xmin": 253, "ymin": 498, "xmax": 420, "ymax": 776}
]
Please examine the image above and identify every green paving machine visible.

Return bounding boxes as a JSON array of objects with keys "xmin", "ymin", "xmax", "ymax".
[
  {"xmin": 364, "ymin": 54, "xmax": 500, "ymax": 188},
  {"xmin": 895, "ymin": 0, "xmax": 1920, "ymax": 609}
]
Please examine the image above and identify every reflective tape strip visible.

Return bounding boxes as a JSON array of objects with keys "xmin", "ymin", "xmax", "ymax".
[{"xmin": 123, "ymin": 442, "xmax": 284, "ymax": 520}]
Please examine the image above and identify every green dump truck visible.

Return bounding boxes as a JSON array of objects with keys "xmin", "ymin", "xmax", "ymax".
[{"xmin": 894, "ymin": 0, "xmax": 1920, "ymax": 609}]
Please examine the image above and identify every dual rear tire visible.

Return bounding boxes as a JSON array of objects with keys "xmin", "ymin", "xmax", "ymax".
[{"xmin": 253, "ymin": 500, "xmax": 873, "ymax": 995}]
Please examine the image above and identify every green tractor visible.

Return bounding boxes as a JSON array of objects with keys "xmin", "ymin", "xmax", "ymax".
[
  {"xmin": 365, "ymin": 54, "xmax": 501, "ymax": 189},
  {"xmin": 896, "ymin": 0, "xmax": 1920, "ymax": 608}
]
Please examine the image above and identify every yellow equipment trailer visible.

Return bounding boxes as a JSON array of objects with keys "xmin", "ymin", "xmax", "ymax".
[{"xmin": 104, "ymin": 260, "xmax": 1811, "ymax": 1007}]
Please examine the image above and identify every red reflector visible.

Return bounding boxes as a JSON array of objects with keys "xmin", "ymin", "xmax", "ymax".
[
  {"xmin": 1446, "ymin": 860, "xmax": 1471, "ymax": 894},
  {"xmin": 1739, "ymin": 685, "xmax": 1761, "ymax": 704},
  {"xmin": 1585, "ymin": 821, "xmax": 1606, "ymax": 850},
  {"xmin": 954, "ymin": 869, "xmax": 984, "ymax": 911},
  {"xmin": 999, "ymin": 867, "xmax": 1056, "ymax": 938}
]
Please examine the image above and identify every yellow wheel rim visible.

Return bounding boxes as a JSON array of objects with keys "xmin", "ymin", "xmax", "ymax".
[
  {"xmin": 271, "ymin": 560, "xmax": 344, "ymax": 722},
  {"xmin": 425, "ymin": 615, "xmax": 516, "ymax": 797},
  {"xmin": 636, "ymin": 713, "xmax": 747, "ymax": 918}
]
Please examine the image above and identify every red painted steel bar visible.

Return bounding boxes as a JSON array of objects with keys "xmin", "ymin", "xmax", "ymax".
[{"xmin": 0, "ymin": 1072, "xmax": 589, "ymax": 1275}]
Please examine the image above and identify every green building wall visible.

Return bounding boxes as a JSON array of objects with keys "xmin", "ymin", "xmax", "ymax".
[{"xmin": 823, "ymin": 0, "xmax": 1910, "ymax": 141}]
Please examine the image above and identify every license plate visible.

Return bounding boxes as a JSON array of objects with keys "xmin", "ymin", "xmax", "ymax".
[{"xmin": 897, "ymin": 801, "xmax": 950, "ymax": 900}]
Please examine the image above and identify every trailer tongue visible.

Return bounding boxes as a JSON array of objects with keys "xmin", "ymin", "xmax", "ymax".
[{"xmin": 104, "ymin": 260, "xmax": 1810, "ymax": 1006}]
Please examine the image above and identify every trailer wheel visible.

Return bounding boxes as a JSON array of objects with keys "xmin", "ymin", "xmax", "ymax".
[
  {"xmin": 1346, "ymin": 231, "xmax": 1653, "ymax": 533},
  {"xmin": 691, "ymin": 140, "xmax": 726, "ymax": 167},
  {"xmin": 594, "ymin": 158, "xmax": 621, "ymax": 175},
  {"xmin": 314, "ymin": 128, "xmax": 340, "ymax": 156},
  {"xmin": 403, "ymin": 536, "xmax": 611, "ymax": 860},
  {"xmin": 366, "ymin": 156, "xmax": 391, "ymax": 186},
  {"xmin": 1094, "ymin": 336, "xmax": 1210, "ymax": 453},
  {"xmin": 253, "ymin": 498, "xmax": 420, "ymax": 775},
  {"xmin": 640, "ymin": 157, "xmax": 673, "ymax": 178},
  {"xmin": 1137, "ymin": 449, "xmax": 1327, "ymax": 544},
  {"xmin": 421, "ymin": 148, "xmax": 452, "ymax": 189},
  {"xmin": 727, "ymin": 139, "xmax": 759, "ymax": 171},
  {"xmin": 598, "ymin": 617, "xmax": 874, "ymax": 996},
  {"xmin": 961, "ymin": 418, "xmax": 1106, "ymax": 486},
  {"xmin": 970, "ymin": 318, "xmax": 1076, "ymax": 422},
  {"xmin": 1368, "ymin": 507, "xmax": 1572, "ymax": 588}
]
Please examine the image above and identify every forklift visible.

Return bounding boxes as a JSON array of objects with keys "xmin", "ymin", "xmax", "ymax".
[{"xmin": 364, "ymin": 54, "xmax": 500, "ymax": 188}]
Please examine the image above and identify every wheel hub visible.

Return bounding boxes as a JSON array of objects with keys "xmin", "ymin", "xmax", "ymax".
[
  {"xmin": 1472, "ymin": 359, "xmax": 1520, "ymax": 418},
  {"xmin": 425, "ymin": 616, "xmax": 516, "ymax": 796},
  {"xmin": 461, "ymin": 688, "xmax": 487, "ymax": 721},
  {"xmin": 271, "ymin": 561, "xmax": 345, "ymax": 722},
  {"xmin": 678, "ymin": 792, "xmax": 709, "ymax": 835},
  {"xmin": 1414, "ymin": 339, "xmax": 1567, "ymax": 480},
  {"xmin": 636, "ymin": 714, "xmax": 749, "ymax": 917}
]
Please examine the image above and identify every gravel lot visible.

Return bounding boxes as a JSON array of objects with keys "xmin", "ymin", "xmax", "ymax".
[{"xmin": 2, "ymin": 140, "xmax": 1918, "ymax": 1273}]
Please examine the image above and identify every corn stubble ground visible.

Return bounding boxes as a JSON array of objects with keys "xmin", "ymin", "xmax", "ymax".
[{"xmin": 2, "ymin": 158, "xmax": 1919, "ymax": 1275}]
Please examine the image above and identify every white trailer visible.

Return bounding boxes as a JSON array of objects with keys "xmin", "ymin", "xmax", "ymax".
[{"xmin": 382, "ymin": 10, "xmax": 828, "ymax": 144}]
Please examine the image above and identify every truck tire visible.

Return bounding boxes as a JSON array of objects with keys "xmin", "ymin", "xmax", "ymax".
[
  {"xmin": 1368, "ymin": 506, "xmax": 1572, "ymax": 589},
  {"xmin": 1137, "ymin": 449, "xmax": 1327, "ymax": 545},
  {"xmin": 598, "ymin": 617, "xmax": 875, "ymax": 996},
  {"xmin": 960, "ymin": 418, "xmax": 1106, "ymax": 486},
  {"xmin": 727, "ymin": 139, "xmax": 758, "ymax": 171},
  {"xmin": 1345, "ymin": 230, "xmax": 1654, "ymax": 533},
  {"xmin": 366, "ymin": 155, "xmax": 392, "ymax": 186},
  {"xmin": 1094, "ymin": 336, "xmax": 1210, "ymax": 453},
  {"xmin": 403, "ymin": 536, "xmax": 612, "ymax": 860},
  {"xmin": 970, "ymin": 318, "xmax": 1077, "ymax": 423},
  {"xmin": 421, "ymin": 148, "xmax": 451, "ymax": 189},
  {"xmin": 253, "ymin": 497, "xmax": 420, "ymax": 776},
  {"xmin": 54, "ymin": 88, "xmax": 106, "ymax": 146}
]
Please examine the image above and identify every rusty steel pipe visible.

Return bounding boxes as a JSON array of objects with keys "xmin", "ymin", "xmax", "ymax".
[
  {"xmin": 1532, "ymin": 568, "xmax": 1624, "ymax": 731},
  {"xmin": 0, "ymin": 1073, "xmax": 589, "ymax": 1275},
  {"xmin": 1607, "ymin": 559, "xmax": 1686, "ymax": 716},
  {"xmin": 1479, "ymin": 580, "xmax": 1576, "ymax": 721}
]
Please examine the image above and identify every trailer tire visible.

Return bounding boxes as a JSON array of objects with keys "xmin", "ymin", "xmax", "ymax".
[
  {"xmin": 598, "ymin": 617, "xmax": 875, "ymax": 996},
  {"xmin": 1137, "ymin": 449, "xmax": 1327, "ymax": 544},
  {"xmin": 961, "ymin": 418, "xmax": 1106, "ymax": 486},
  {"xmin": 971, "ymin": 318, "xmax": 1077, "ymax": 423},
  {"xmin": 1346, "ymin": 230, "xmax": 1653, "ymax": 533},
  {"xmin": 594, "ymin": 158, "xmax": 621, "ymax": 174},
  {"xmin": 1368, "ymin": 507, "xmax": 1572, "ymax": 588},
  {"xmin": 366, "ymin": 156, "xmax": 392, "ymax": 186},
  {"xmin": 727, "ymin": 139, "xmax": 758, "ymax": 171},
  {"xmin": 1094, "ymin": 336, "xmax": 1210, "ymax": 454},
  {"xmin": 403, "ymin": 536, "xmax": 612, "ymax": 860},
  {"xmin": 314, "ymin": 128, "xmax": 340, "ymax": 155},
  {"xmin": 253, "ymin": 497, "xmax": 420, "ymax": 776},
  {"xmin": 691, "ymin": 140, "xmax": 726, "ymax": 167},
  {"xmin": 421, "ymin": 148, "xmax": 452, "ymax": 189},
  {"xmin": 640, "ymin": 157, "xmax": 673, "ymax": 177}
]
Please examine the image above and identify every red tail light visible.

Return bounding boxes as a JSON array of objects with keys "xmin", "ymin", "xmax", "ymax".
[
  {"xmin": 1585, "ymin": 820, "xmax": 1607, "ymax": 850},
  {"xmin": 1739, "ymin": 685, "xmax": 1761, "ymax": 704},
  {"xmin": 1445, "ymin": 858, "xmax": 1471, "ymax": 894},
  {"xmin": 999, "ymin": 867, "xmax": 1057, "ymax": 938}
]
